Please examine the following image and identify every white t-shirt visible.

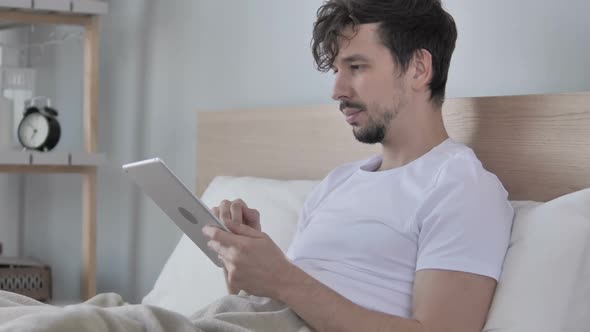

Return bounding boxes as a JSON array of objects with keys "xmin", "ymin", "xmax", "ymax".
[{"xmin": 286, "ymin": 138, "xmax": 514, "ymax": 318}]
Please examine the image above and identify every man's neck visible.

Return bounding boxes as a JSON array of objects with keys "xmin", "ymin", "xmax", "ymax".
[{"xmin": 377, "ymin": 111, "xmax": 449, "ymax": 172}]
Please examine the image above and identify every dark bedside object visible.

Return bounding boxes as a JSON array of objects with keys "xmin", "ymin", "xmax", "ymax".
[{"xmin": 0, "ymin": 257, "xmax": 52, "ymax": 302}]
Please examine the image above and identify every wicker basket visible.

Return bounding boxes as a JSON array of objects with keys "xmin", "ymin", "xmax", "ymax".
[{"xmin": 0, "ymin": 257, "xmax": 52, "ymax": 302}]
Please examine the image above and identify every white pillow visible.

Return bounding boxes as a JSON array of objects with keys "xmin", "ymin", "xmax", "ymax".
[
  {"xmin": 143, "ymin": 175, "xmax": 590, "ymax": 330},
  {"xmin": 141, "ymin": 176, "xmax": 319, "ymax": 316},
  {"xmin": 484, "ymin": 188, "xmax": 590, "ymax": 332}
]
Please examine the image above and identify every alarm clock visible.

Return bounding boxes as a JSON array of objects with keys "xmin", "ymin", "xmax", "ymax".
[{"xmin": 17, "ymin": 97, "xmax": 61, "ymax": 152}]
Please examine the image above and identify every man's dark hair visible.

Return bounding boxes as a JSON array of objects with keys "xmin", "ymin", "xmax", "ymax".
[{"xmin": 312, "ymin": 0, "xmax": 457, "ymax": 106}]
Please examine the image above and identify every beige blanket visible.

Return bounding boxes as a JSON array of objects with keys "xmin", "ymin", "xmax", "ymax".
[{"xmin": 0, "ymin": 290, "xmax": 312, "ymax": 332}]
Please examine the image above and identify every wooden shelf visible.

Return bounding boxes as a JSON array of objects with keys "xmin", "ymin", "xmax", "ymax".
[
  {"xmin": 0, "ymin": 151, "xmax": 105, "ymax": 169},
  {"xmin": 0, "ymin": 164, "xmax": 92, "ymax": 173},
  {"xmin": 0, "ymin": 151, "xmax": 107, "ymax": 164},
  {"xmin": 0, "ymin": 0, "xmax": 108, "ymax": 15},
  {"xmin": 0, "ymin": 4, "xmax": 103, "ymax": 301},
  {"xmin": 0, "ymin": 0, "xmax": 108, "ymax": 29}
]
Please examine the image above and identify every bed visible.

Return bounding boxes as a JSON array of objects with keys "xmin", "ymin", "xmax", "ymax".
[
  {"xmin": 143, "ymin": 91, "xmax": 590, "ymax": 331},
  {"xmin": 1, "ymin": 91, "xmax": 589, "ymax": 331},
  {"xmin": 195, "ymin": 91, "xmax": 590, "ymax": 201}
]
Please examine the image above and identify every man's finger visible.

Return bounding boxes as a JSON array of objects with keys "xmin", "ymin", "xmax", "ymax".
[
  {"xmin": 207, "ymin": 239, "xmax": 222, "ymax": 253},
  {"xmin": 229, "ymin": 201, "xmax": 244, "ymax": 225},
  {"xmin": 208, "ymin": 240, "xmax": 225, "ymax": 255},
  {"xmin": 210, "ymin": 206, "xmax": 220, "ymax": 218},
  {"xmin": 243, "ymin": 207, "xmax": 260, "ymax": 223},
  {"xmin": 203, "ymin": 225, "xmax": 244, "ymax": 244},
  {"xmin": 225, "ymin": 221, "xmax": 264, "ymax": 238},
  {"xmin": 234, "ymin": 198, "xmax": 247, "ymax": 207},
  {"xmin": 219, "ymin": 200, "xmax": 232, "ymax": 223},
  {"xmin": 207, "ymin": 240, "xmax": 237, "ymax": 262},
  {"xmin": 229, "ymin": 199, "xmax": 258, "ymax": 223}
]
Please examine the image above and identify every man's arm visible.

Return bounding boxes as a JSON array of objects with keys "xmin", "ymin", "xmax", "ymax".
[
  {"xmin": 279, "ymin": 264, "xmax": 496, "ymax": 332},
  {"xmin": 278, "ymin": 263, "xmax": 422, "ymax": 332},
  {"xmin": 204, "ymin": 222, "xmax": 497, "ymax": 332}
]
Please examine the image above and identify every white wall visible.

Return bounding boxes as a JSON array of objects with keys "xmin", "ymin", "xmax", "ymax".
[
  {"xmin": 20, "ymin": 0, "xmax": 590, "ymax": 303},
  {"xmin": 0, "ymin": 28, "xmax": 29, "ymax": 257},
  {"xmin": 0, "ymin": 174, "xmax": 22, "ymax": 256},
  {"xmin": 446, "ymin": 0, "xmax": 590, "ymax": 97},
  {"xmin": 22, "ymin": 24, "xmax": 86, "ymax": 300}
]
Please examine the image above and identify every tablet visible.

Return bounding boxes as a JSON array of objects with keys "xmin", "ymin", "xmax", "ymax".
[{"xmin": 122, "ymin": 158, "xmax": 228, "ymax": 268}]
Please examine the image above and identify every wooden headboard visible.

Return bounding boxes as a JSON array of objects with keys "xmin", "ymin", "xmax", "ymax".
[{"xmin": 196, "ymin": 92, "xmax": 590, "ymax": 202}]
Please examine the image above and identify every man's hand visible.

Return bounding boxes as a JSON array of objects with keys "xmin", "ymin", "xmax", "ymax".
[
  {"xmin": 205, "ymin": 199, "xmax": 293, "ymax": 298},
  {"xmin": 210, "ymin": 199, "xmax": 261, "ymax": 232}
]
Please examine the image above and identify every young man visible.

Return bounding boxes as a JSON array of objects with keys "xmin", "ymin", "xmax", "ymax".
[{"xmin": 203, "ymin": 1, "xmax": 513, "ymax": 331}]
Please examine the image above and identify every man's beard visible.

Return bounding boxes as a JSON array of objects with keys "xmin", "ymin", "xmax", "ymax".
[
  {"xmin": 353, "ymin": 108, "xmax": 396, "ymax": 144},
  {"xmin": 340, "ymin": 98, "xmax": 401, "ymax": 144}
]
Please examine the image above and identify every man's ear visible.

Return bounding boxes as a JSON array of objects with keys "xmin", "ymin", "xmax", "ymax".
[{"xmin": 410, "ymin": 49, "xmax": 433, "ymax": 93}]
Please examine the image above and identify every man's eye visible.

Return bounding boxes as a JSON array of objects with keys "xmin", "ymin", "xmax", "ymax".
[{"xmin": 350, "ymin": 64, "xmax": 362, "ymax": 71}]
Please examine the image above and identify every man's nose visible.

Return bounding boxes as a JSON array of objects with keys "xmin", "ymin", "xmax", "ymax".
[{"xmin": 331, "ymin": 73, "xmax": 353, "ymax": 101}]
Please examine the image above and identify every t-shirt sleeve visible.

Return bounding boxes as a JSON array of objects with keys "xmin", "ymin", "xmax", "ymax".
[{"xmin": 415, "ymin": 154, "xmax": 514, "ymax": 280}]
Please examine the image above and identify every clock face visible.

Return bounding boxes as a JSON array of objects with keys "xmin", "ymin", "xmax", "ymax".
[{"xmin": 18, "ymin": 113, "xmax": 50, "ymax": 149}]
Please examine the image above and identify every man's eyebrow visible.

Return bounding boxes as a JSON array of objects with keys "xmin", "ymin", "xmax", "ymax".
[{"xmin": 340, "ymin": 54, "xmax": 370, "ymax": 63}]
